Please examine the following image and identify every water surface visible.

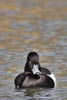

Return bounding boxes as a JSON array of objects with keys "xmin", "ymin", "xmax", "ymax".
[{"xmin": 0, "ymin": 0, "xmax": 67, "ymax": 100}]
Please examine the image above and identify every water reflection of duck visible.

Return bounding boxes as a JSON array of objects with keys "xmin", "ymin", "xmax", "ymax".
[
  {"xmin": 24, "ymin": 88, "xmax": 40, "ymax": 97},
  {"xmin": 14, "ymin": 52, "xmax": 56, "ymax": 88}
]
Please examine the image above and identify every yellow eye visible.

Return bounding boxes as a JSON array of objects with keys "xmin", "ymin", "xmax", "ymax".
[{"xmin": 29, "ymin": 61, "xmax": 33, "ymax": 69}]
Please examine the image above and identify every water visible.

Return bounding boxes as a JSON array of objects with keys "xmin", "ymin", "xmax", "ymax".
[{"xmin": 0, "ymin": 0, "xmax": 67, "ymax": 100}]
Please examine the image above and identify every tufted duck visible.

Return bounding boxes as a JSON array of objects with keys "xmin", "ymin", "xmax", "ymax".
[{"xmin": 14, "ymin": 52, "xmax": 56, "ymax": 88}]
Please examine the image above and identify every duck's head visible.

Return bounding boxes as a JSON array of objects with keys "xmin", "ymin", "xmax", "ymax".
[{"xmin": 25, "ymin": 52, "xmax": 41, "ymax": 75}]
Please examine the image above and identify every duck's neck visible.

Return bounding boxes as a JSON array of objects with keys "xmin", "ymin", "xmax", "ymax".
[{"xmin": 24, "ymin": 62, "xmax": 31, "ymax": 72}]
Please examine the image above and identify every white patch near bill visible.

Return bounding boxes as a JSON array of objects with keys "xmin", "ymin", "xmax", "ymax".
[
  {"xmin": 32, "ymin": 65, "xmax": 41, "ymax": 75},
  {"xmin": 47, "ymin": 73, "xmax": 56, "ymax": 88}
]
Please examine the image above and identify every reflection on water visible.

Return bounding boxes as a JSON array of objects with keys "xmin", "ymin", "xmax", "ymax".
[{"xmin": 0, "ymin": 0, "xmax": 67, "ymax": 100}]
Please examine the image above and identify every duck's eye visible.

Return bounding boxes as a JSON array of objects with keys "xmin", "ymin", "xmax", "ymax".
[{"xmin": 29, "ymin": 61, "xmax": 33, "ymax": 69}]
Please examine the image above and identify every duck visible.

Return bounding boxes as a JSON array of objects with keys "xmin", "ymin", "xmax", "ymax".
[{"xmin": 14, "ymin": 52, "xmax": 56, "ymax": 88}]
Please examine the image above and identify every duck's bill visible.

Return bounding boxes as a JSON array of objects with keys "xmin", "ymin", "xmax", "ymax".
[{"xmin": 32, "ymin": 64, "xmax": 41, "ymax": 75}]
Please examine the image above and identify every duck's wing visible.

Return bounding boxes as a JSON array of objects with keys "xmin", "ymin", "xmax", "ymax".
[
  {"xmin": 41, "ymin": 67, "xmax": 56, "ymax": 87},
  {"xmin": 14, "ymin": 72, "xmax": 26, "ymax": 89},
  {"xmin": 41, "ymin": 67, "xmax": 51, "ymax": 75}
]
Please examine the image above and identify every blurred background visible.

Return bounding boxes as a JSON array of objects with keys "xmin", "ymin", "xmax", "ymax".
[{"xmin": 0, "ymin": 0, "xmax": 67, "ymax": 100}]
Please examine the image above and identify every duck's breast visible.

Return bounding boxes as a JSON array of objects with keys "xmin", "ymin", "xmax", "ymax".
[{"xmin": 23, "ymin": 75, "xmax": 46, "ymax": 88}]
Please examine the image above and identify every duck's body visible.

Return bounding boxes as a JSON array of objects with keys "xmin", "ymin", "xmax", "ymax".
[
  {"xmin": 22, "ymin": 74, "xmax": 54, "ymax": 88},
  {"xmin": 14, "ymin": 52, "xmax": 56, "ymax": 89}
]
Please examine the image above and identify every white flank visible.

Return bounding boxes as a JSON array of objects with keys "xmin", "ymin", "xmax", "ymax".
[{"xmin": 47, "ymin": 73, "xmax": 56, "ymax": 88}]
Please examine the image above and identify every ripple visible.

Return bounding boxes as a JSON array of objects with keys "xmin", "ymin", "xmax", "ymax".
[{"xmin": 0, "ymin": 0, "xmax": 67, "ymax": 100}]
